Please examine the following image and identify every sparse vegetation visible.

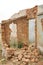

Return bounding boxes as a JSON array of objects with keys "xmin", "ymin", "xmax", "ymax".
[{"xmin": 18, "ymin": 41, "xmax": 23, "ymax": 48}]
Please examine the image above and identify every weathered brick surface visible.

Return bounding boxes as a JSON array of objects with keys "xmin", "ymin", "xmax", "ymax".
[
  {"xmin": 17, "ymin": 17, "xmax": 28, "ymax": 45},
  {"xmin": 26, "ymin": 6, "xmax": 38, "ymax": 19}
]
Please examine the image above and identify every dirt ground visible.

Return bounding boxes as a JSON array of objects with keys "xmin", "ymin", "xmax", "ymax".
[{"xmin": 0, "ymin": 59, "xmax": 43, "ymax": 65}]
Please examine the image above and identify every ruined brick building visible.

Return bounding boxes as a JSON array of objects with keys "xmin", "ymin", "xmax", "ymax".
[{"xmin": 1, "ymin": 5, "xmax": 43, "ymax": 57}]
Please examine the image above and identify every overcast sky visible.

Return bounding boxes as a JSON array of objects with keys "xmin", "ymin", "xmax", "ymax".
[{"xmin": 0, "ymin": 0, "xmax": 43, "ymax": 23}]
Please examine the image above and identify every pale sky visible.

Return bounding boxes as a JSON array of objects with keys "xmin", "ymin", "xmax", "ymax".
[{"xmin": 0, "ymin": 0, "xmax": 43, "ymax": 23}]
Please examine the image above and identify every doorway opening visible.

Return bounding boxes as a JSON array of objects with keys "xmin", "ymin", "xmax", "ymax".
[
  {"xmin": 9, "ymin": 23, "xmax": 18, "ymax": 48},
  {"xmin": 28, "ymin": 19, "xmax": 35, "ymax": 44}
]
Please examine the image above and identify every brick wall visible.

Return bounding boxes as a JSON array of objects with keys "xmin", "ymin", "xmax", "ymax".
[
  {"xmin": 1, "ymin": 21, "xmax": 11, "ymax": 47},
  {"xmin": 17, "ymin": 17, "xmax": 29, "ymax": 45}
]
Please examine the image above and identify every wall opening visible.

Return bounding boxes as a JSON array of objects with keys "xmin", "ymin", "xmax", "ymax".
[
  {"xmin": 28, "ymin": 19, "xmax": 35, "ymax": 44},
  {"xmin": 9, "ymin": 23, "xmax": 18, "ymax": 48}
]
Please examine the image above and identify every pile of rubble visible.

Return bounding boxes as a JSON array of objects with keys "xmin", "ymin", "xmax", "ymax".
[{"xmin": 5, "ymin": 44, "xmax": 41, "ymax": 65}]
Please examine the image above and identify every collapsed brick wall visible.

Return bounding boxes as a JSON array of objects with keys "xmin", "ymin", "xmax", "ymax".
[
  {"xmin": 1, "ymin": 6, "xmax": 38, "ymax": 48},
  {"xmin": 1, "ymin": 6, "xmax": 38, "ymax": 58}
]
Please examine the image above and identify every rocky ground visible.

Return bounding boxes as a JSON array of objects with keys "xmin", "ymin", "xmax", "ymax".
[{"xmin": 0, "ymin": 44, "xmax": 43, "ymax": 65}]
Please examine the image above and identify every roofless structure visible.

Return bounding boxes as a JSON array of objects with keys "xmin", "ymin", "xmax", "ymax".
[{"xmin": 1, "ymin": 5, "xmax": 43, "ymax": 58}]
